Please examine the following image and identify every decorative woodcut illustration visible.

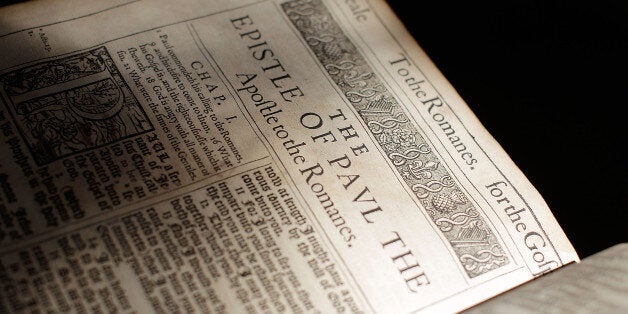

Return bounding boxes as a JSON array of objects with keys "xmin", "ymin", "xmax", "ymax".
[{"xmin": 0, "ymin": 46, "xmax": 153, "ymax": 165}]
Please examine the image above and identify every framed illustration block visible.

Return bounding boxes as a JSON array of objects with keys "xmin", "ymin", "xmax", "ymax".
[{"xmin": 0, "ymin": 46, "xmax": 153, "ymax": 165}]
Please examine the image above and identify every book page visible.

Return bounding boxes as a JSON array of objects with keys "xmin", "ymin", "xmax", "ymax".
[
  {"xmin": 0, "ymin": 0, "xmax": 578, "ymax": 312},
  {"xmin": 467, "ymin": 244, "xmax": 628, "ymax": 313}
]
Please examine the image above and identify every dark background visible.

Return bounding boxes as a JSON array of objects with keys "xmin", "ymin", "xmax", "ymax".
[{"xmin": 388, "ymin": 1, "xmax": 627, "ymax": 257}]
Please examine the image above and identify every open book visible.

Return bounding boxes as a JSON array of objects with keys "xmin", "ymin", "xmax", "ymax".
[{"xmin": 1, "ymin": 0, "xmax": 617, "ymax": 312}]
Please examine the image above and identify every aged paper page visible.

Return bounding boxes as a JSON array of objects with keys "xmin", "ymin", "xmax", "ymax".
[
  {"xmin": 467, "ymin": 244, "xmax": 628, "ymax": 313},
  {"xmin": 0, "ymin": 0, "xmax": 578, "ymax": 312}
]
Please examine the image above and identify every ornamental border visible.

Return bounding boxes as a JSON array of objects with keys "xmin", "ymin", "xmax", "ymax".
[{"xmin": 281, "ymin": 0, "xmax": 508, "ymax": 277}]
